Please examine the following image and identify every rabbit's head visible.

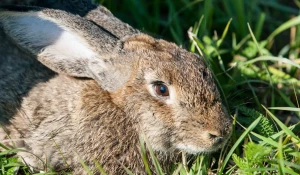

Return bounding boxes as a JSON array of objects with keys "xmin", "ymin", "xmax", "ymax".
[
  {"xmin": 112, "ymin": 34, "xmax": 232, "ymax": 153},
  {"xmin": 0, "ymin": 6, "xmax": 231, "ymax": 154}
]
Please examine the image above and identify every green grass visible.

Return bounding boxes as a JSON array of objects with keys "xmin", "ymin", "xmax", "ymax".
[{"xmin": 1, "ymin": 0, "xmax": 300, "ymax": 174}]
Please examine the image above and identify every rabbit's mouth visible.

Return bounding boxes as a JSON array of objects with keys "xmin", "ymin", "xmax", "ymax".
[
  {"xmin": 174, "ymin": 133, "xmax": 230, "ymax": 154},
  {"xmin": 175, "ymin": 141, "xmax": 225, "ymax": 154}
]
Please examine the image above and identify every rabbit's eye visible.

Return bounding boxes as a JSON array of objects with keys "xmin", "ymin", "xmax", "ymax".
[
  {"xmin": 203, "ymin": 69, "xmax": 208, "ymax": 77},
  {"xmin": 154, "ymin": 84, "xmax": 169, "ymax": 97}
]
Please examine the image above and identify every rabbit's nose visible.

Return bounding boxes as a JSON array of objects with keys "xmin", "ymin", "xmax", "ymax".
[
  {"xmin": 206, "ymin": 131, "xmax": 225, "ymax": 145},
  {"xmin": 206, "ymin": 130, "xmax": 224, "ymax": 139}
]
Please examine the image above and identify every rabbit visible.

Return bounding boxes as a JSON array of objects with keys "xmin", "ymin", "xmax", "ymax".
[{"xmin": 0, "ymin": 2, "xmax": 232, "ymax": 175}]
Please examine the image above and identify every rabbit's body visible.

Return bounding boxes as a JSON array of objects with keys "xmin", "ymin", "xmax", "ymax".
[
  {"xmin": 0, "ymin": 30, "xmax": 179, "ymax": 174},
  {"xmin": 0, "ymin": 2, "xmax": 232, "ymax": 174},
  {"xmin": 1, "ymin": 74, "xmax": 150, "ymax": 174},
  {"xmin": 0, "ymin": 31, "xmax": 150, "ymax": 174}
]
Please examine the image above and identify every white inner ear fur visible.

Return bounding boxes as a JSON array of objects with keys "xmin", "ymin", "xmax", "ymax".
[
  {"xmin": 0, "ymin": 11, "xmax": 106, "ymax": 77},
  {"xmin": 41, "ymin": 30, "xmax": 96, "ymax": 59},
  {"xmin": 144, "ymin": 72, "xmax": 176, "ymax": 105},
  {"xmin": 17, "ymin": 12, "xmax": 96, "ymax": 59},
  {"xmin": 0, "ymin": 10, "xmax": 132, "ymax": 92}
]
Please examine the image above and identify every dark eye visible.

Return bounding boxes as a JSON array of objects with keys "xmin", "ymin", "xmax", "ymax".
[
  {"xmin": 154, "ymin": 84, "xmax": 169, "ymax": 97},
  {"xmin": 202, "ymin": 69, "xmax": 208, "ymax": 77}
]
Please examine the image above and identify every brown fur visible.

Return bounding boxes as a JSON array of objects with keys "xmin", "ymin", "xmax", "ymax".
[{"xmin": 0, "ymin": 2, "xmax": 232, "ymax": 174}]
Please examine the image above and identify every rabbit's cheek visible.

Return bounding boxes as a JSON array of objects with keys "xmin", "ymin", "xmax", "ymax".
[{"xmin": 134, "ymin": 104, "xmax": 175, "ymax": 151}]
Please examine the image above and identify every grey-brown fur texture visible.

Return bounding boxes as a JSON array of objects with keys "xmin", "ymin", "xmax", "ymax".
[{"xmin": 0, "ymin": 1, "xmax": 232, "ymax": 174}]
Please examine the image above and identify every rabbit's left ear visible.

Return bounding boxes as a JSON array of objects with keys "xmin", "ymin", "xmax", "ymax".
[
  {"xmin": 85, "ymin": 5, "xmax": 139, "ymax": 38},
  {"xmin": 0, "ymin": 7, "xmax": 132, "ymax": 92}
]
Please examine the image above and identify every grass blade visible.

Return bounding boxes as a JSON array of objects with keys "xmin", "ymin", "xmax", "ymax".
[
  {"xmin": 218, "ymin": 115, "xmax": 262, "ymax": 174},
  {"xmin": 139, "ymin": 137, "xmax": 152, "ymax": 175},
  {"xmin": 247, "ymin": 23, "xmax": 263, "ymax": 56},
  {"xmin": 277, "ymin": 136, "xmax": 285, "ymax": 175},
  {"xmin": 262, "ymin": 106, "xmax": 299, "ymax": 139},
  {"xmin": 254, "ymin": 12, "xmax": 266, "ymax": 40},
  {"xmin": 242, "ymin": 56, "xmax": 300, "ymax": 69},
  {"xmin": 217, "ymin": 18, "xmax": 232, "ymax": 48},
  {"xmin": 77, "ymin": 156, "xmax": 93, "ymax": 175},
  {"xmin": 141, "ymin": 135, "xmax": 164, "ymax": 175},
  {"xmin": 267, "ymin": 15, "xmax": 300, "ymax": 43},
  {"xmin": 94, "ymin": 160, "xmax": 108, "ymax": 175},
  {"xmin": 268, "ymin": 107, "xmax": 300, "ymax": 112}
]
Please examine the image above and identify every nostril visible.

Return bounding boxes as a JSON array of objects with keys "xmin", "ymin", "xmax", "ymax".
[
  {"xmin": 208, "ymin": 130, "xmax": 225, "ymax": 141},
  {"xmin": 208, "ymin": 133, "xmax": 219, "ymax": 139},
  {"xmin": 209, "ymin": 133, "xmax": 223, "ymax": 140},
  {"xmin": 207, "ymin": 130, "xmax": 221, "ymax": 139},
  {"xmin": 208, "ymin": 133, "xmax": 224, "ymax": 145},
  {"xmin": 204, "ymin": 130, "xmax": 226, "ymax": 145}
]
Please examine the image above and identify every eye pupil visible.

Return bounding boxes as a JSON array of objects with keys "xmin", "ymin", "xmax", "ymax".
[
  {"xmin": 154, "ymin": 83, "xmax": 169, "ymax": 97},
  {"xmin": 160, "ymin": 86, "xmax": 167, "ymax": 93}
]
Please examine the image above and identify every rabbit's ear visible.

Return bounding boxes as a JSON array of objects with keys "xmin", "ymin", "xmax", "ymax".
[
  {"xmin": 85, "ymin": 6, "xmax": 139, "ymax": 38},
  {"xmin": 0, "ymin": 7, "xmax": 130, "ymax": 92}
]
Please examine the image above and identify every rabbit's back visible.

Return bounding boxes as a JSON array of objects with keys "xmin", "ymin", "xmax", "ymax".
[
  {"xmin": 0, "ymin": 28, "xmax": 81, "ymax": 155},
  {"xmin": 0, "ymin": 34, "xmax": 91, "ymax": 169},
  {"xmin": 0, "ymin": 29, "xmax": 55, "ymax": 120},
  {"xmin": 0, "ymin": 33, "xmax": 149, "ymax": 173}
]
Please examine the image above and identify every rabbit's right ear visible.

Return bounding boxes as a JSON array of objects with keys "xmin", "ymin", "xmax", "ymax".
[{"xmin": 0, "ymin": 7, "xmax": 131, "ymax": 92}]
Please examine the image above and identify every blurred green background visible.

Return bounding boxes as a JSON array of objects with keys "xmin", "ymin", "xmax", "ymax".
[{"xmin": 100, "ymin": 0, "xmax": 298, "ymax": 47}]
